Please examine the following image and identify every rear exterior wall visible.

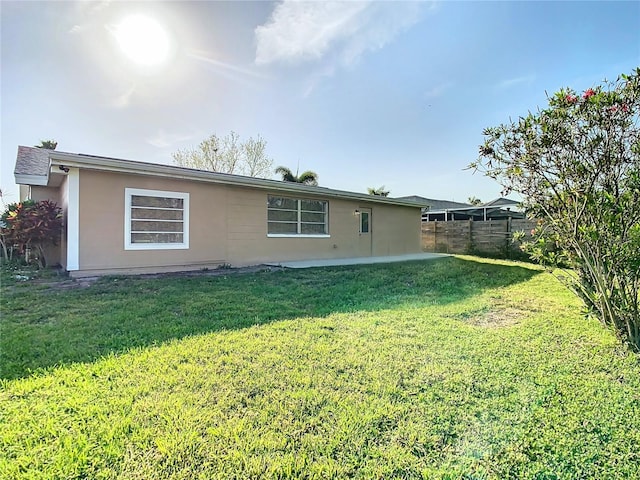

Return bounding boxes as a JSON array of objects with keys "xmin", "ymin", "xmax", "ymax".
[{"xmin": 29, "ymin": 169, "xmax": 422, "ymax": 274}]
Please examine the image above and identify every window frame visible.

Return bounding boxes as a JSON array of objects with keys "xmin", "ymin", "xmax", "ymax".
[
  {"xmin": 359, "ymin": 210, "xmax": 370, "ymax": 234},
  {"xmin": 267, "ymin": 195, "xmax": 330, "ymax": 238},
  {"xmin": 124, "ymin": 188, "xmax": 190, "ymax": 250}
]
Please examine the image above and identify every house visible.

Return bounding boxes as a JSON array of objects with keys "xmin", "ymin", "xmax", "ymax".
[
  {"xmin": 14, "ymin": 146, "xmax": 427, "ymax": 277},
  {"xmin": 397, "ymin": 195, "xmax": 523, "ymax": 222}
]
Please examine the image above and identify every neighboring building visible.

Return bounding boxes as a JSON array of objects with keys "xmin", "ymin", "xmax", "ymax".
[
  {"xmin": 14, "ymin": 146, "xmax": 427, "ymax": 277},
  {"xmin": 398, "ymin": 195, "xmax": 523, "ymax": 222}
]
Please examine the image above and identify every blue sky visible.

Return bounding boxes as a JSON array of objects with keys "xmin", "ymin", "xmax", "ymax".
[{"xmin": 1, "ymin": 1, "xmax": 639, "ymax": 204}]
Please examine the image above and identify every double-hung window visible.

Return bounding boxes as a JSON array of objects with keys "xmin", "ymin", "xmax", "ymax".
[
  {"xmin": 124, "ymin": 188, "xmax": 189, "ymax": 250},
  {"xmin": 267, "ymin": 196, "xmax": 328, "ymax": 236}
]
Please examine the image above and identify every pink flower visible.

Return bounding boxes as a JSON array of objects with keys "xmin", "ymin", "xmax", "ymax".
[
  {"xmin": 566, "ymin": 94, "xmax": 578, "ymax": 104},
  {"xmin": 583, "ymin": 88, "xmax": 596, "ymax": 99},
  {"xmin": 621, "ymin": 104, "xmax": 630, "ymax": 113}
]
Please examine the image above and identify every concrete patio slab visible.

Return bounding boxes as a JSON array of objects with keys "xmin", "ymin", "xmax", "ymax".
[{"xmin": 267, "ymin": 252, "xmax": 448, "ymax": 269}]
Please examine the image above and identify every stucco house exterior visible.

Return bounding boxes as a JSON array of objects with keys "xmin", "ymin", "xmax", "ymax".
[{"xmin": 14, "ymin": 146, "xmax": 426, "ymax": 277}]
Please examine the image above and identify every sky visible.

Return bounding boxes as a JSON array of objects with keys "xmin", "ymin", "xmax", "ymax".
[{"xmin": 1, "ymin": 1, "xmax": 639, "ymax": 205}]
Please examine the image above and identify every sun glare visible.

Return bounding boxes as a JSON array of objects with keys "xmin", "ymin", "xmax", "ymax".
[{"xmin": 113, "ymin": 15, "xmax": 170, "ymax": 67}]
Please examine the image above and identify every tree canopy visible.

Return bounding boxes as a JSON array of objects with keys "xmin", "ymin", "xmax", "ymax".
[
  {"xmin": 173, "ymin": 131, "xmax": 273, "ymax": 178},
  {"xmin": 275, "ymin": 166, "xmax": 319, "ymax": 186},
  {"xmin": 471, "ymin": 68, "xmax": 640, "ymax": 350},
  {"xmin": 367, "ymin": 186, "xmax": 390, "ymax": 197},
  {"xmin": 35, "ymin": 140, "xmax": 57, "ymax": 150}
]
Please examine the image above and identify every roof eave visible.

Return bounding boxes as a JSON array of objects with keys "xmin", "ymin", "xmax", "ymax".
[
  {"xmin": 14, "ymin": 173, "xmax": 49, "ymax": 186},
  {"xmin": 48, "ymin": 152, "xmax": 426, "ymax": 209}
]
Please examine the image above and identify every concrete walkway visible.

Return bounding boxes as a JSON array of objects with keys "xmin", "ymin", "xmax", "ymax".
[{"xmin": 267, "ymin": 252, "xmax": 448, "ymax": 269}]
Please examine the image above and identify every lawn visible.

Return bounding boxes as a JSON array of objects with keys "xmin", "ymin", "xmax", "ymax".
[{"xmin": 1, "ymin": 256, "xmax": 639, "ymax": 479}]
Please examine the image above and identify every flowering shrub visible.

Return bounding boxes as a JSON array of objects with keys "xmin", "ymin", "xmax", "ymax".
[
  {"xmin": 471, "ymin": 68, "xmax": 640, "ymax": 350},
  {"xmin": 1, "ymin": 200, "xmax": 63, "ymax": 267}
]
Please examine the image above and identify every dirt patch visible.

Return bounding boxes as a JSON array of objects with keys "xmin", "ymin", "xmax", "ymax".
[
  {"xmin": 465, "ymin": 307, "xmax": 525, "ymax": 328},
  {"xmin": 3, "ymin": 265, "xmax": 286, "ymax": 293}
]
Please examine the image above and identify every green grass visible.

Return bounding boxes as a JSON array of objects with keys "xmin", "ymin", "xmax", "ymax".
[{"xmin": 1, "ymin": 256, "xmax": 639, "ymax": 479}]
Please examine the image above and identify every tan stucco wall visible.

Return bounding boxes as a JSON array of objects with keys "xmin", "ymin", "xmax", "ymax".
[
  {"xmin": 70, "ymin": 169, "xmax": 421, "ymax": 274},
  {"xmin": 30, "ymin": 186, "xmax": 60, "ymax": 204}
]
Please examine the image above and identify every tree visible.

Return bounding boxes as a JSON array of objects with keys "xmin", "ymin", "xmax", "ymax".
[
  {"xmin": 1, "ymin": 200, "xmax": 64, "ymax": 267},
  {"xmin": 35, "ymin": 140, "xmax": 57, "ymax": 150},
  {"xmin": 275, "ymin": 166, "xmax": 319, "ymax": 186},
  {"xmin": 367, "ymin": 186, "xmax": 390, "ymax": 197},
  {"xmin": 471, "ymin": 68, "xmax": 640, "ymax": 350},
  {"xmin": 468, "ymin": 196, "xmax": 482, "ymax": 206},
  {"xmin": 173, "ymin": 131, "xmax": 273, "ymax": 178},
  {"xmin": 243, "ymin": 135, "xmax": 274, "ymax": 178}
]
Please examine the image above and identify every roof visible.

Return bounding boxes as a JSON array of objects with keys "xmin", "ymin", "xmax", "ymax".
[
  {"xmin": 481, "ymin": 197, "xmax": 520, "ymax": 207},
  {"xmin": 14, "ymin": 146, "xmax": 428, "ymax": 209},
  {"xmin": 14, "ymin": 145, "xmax": 52, "ymax": 180},
  {"xmin": 396, "ymin": 195, "xmax": 472, "ymax": 211}
]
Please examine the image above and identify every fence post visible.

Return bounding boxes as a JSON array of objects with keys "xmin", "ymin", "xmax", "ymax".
[{"xmin": 507, "ymin": 216, "xmax": 512, "ymax": 258}]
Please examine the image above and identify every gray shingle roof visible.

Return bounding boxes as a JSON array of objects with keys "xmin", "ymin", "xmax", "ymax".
[
  {"xmin": 482, "ymin": 197, "xmax": 519, "ymax": 207},
  {"xmin": 13, "ymin": 146, "xmax": 428, "ymax": 209},
  {"xmin": 14, "ymin": 145, "xmax": 51, "ymax": 176},
  {"xmin": 396, "ymin": 195, "xmax": 472, "ymax": 210}
]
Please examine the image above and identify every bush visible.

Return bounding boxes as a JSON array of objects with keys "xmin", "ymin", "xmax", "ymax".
[
  {"xmin": 1, "ymin": 200, "xmax": 63, "ymax": 268},
  {"xmin": 472, "ymin": 69, "xmax": 640, "ymax": 350}
]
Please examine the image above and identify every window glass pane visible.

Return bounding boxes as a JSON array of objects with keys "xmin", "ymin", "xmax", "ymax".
[
  {"xmin": 131, "ymin": 208, "xmax": 183, "ymax": 221},
  {"xmin": 300, "ymin": 200, "xmax": 325, "ymax": 212},
  {"xmin": 300, "ymin": 211, "xmax": 325, "ymax": 223},
  {"xmin": 268, "ymin": 210, "xmax": 298, "ymax": 222},
  {"xmin": 131, "ymin": 221, "xmax": 184, "ymax": 232},
  {"xmin": 361, "ymin": 212, "xmax": 369, "ymax": 233},
  {"xmin": 301, "ymin": 223, "xmax": 326, "ymax": 234},
  {"xmin": 267, "ymin": 196, "xmax": 328, "ymax": 235},
  {"xmin": 268, "ymin": 222, "xmax": 298, "ymax": 234},
  {"xmin": 268, "ymin": 196, "xmax": 297, "ymax": 210},
  {"xmin": 127, "ymin": 190, "xmax": 187, "ymax": 247},
  {"xmin": 131, "ymin": 232, "xmax": 184, "ymax": 244},
  {"xmin": 132, "ymin": 196, "xmax": 183, "ymax": 209}
]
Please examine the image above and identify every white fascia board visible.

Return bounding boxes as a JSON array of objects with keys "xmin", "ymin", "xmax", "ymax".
[
  {"xmin": 14, "ymin": 174, "xmax": 49, "ymax": 186},
  {"xmin": 48, "ymin": 152, "xmax": 427, "ymax": 209},
  {"xmin": 66, "ymin": 168, "xmax": 80, "ymax": 271}
]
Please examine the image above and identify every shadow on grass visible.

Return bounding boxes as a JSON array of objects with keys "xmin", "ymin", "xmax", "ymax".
[{"xmin": 1, "ymin": 256, "xmax": 541, "ymax": 380}]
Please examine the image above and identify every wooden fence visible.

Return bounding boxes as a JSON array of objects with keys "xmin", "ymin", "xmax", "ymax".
[{"xmin": 421, "ymin": 218, "xmax": 537, "ymax": 257}]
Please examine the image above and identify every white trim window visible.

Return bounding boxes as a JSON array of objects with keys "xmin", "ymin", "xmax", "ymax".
[
  {"xmin": 124, "ymin": 188, "xmax": 189, "ymax": 250},
  {"xmin": 267, "ymin": 195, "xmax": 329, "ymax": 237}
]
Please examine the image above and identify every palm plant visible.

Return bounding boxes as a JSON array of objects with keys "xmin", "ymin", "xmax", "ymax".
[
  {"xmin": 35, "ymin": 139, "xmax": 58, "ymax": 150},
  {"xmin": 275, "ymin": 166, "xmax": 318, "ymax": 186},
  {"xmin": 367, "ymin": 186, "xmax": 390, "ymax": 196}
]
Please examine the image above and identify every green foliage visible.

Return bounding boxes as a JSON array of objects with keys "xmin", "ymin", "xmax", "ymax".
[
  {"xmin": 275, "ymin": 166, "xmax": 319, "ymax": 185},
  {"xmin": 367, "ymin": 185, "xmax": 390, "ymax": 196},
  {"xmin": 35, "ymin": 139, "xmax": 57, "ymax": 150},
  {"xmin": 473, "ymin": 68, "xmax": 640, "ymax": 350},
  {"xmin": 2, "ymin": 258, "xmax": 639, "ymax": 478},
  {"xmin": 173, "ymin": 131, "xmax": 273, "ymax": 178},
  {"xmin": 0, "ymin": 200, "xmax": 63, "ymax": 267}
]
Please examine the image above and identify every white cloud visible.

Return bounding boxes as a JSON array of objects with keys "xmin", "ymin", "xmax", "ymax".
[
  {"xmin": 187, "ymin": 50, "xmax": 271, "ymax": 86},
  {"xmin": 146, "ymin": 129, "xmax": 200, "ymax": 149},
  {"xmin": 111, "ymin": 84, "xmax": 136, "ymax": 109},
  {"xmin": 498, "ymin": 75, "xmax": 535, "ymax": 89},
  {"xmin": 69, "ymin": 0, "xmax": 111, "ymax": 34},
  {"xmin": 255, "ymin": 1, "xmax": 425, "ymax": 66}
]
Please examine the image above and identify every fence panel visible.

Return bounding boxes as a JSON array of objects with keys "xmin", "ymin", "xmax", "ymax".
[{"xmin": 421, "ymin": 218, "xmax": 537, "ymax": 257}]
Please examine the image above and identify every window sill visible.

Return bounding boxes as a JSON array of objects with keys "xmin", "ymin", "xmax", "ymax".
[
  {"xmin": 125, "ymin": 243, "xmax": 189, "ymax": 251},
  {"xmin": 267, "ymin": 234, "xmax": 330, "ymax": 238}
]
